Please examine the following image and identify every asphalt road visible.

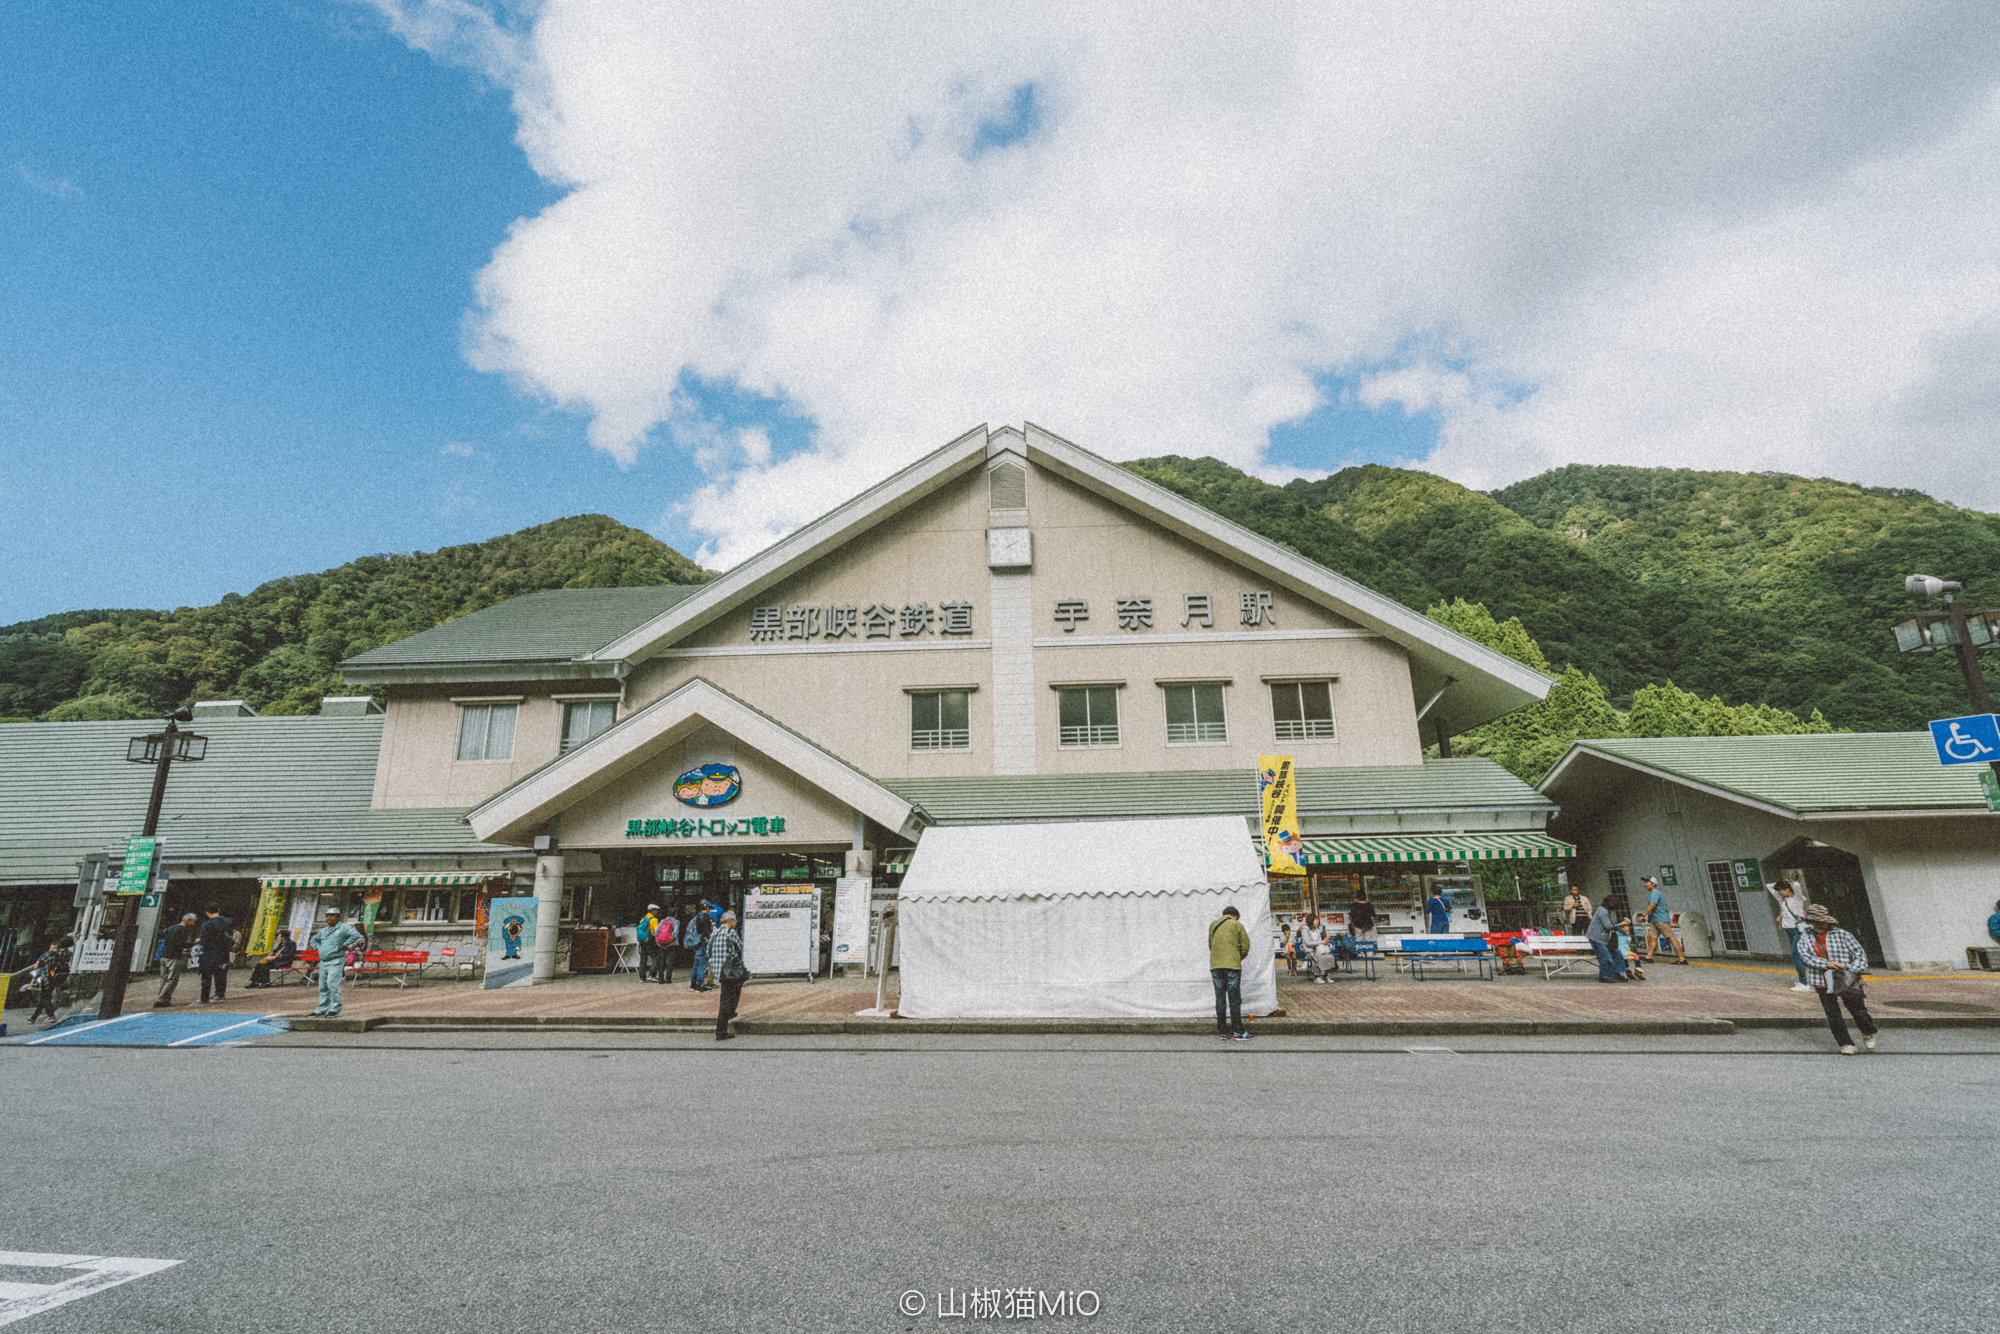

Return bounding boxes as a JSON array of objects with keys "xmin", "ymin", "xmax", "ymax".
[{"xmin": 4, "ymin": 1030, "xmax": 1997, "ymax": 1333}]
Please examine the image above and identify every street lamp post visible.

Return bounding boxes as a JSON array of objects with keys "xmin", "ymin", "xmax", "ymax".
[
  {"xmin": 1895, "ymin": 573, "xmax": 2000, "ymax": 786},
  {"xmin": 98, "ymin": 708, "xmax": 208, "ymax": 1019}
]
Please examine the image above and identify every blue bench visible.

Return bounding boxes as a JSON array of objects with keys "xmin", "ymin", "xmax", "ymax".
[
  {"xmin": 1307, "ymin": 940, "xmax": 1379, "ymax": 981},
  {"xmin": 1387, "ymin": 935, "xmax": 1495, "ymax": 982}
]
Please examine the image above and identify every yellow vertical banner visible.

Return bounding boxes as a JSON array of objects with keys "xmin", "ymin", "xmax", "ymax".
[
  {"xmin": 246, "ymin": 884, "xmax": 287, "ymax": 956},
  {"xmin": 1258, "ymin": 754, "xmax": 1304, "ymax": 875}
]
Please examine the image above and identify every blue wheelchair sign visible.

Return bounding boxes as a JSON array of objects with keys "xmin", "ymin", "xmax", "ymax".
[{"xmin": 1929, "ymin": 714, "xmax": 2000, "ymax": 766}]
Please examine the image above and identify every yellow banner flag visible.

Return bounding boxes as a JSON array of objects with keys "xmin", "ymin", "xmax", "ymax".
[
  {"xmin": 246, "ymin": 885, "xmax": 287, "ymax": 957},
  {"xmin": 1259, "ymin": 754, "xmax": 1303, "ymax": 875}
]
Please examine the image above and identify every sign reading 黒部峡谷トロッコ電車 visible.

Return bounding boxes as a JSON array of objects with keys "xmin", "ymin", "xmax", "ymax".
[{"xmin": 626, "ymin": 816, "xmax": 788, "ymax": 839}]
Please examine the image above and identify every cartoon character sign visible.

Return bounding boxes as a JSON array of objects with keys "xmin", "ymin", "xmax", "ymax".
[{"xmin": 674, "ymin": 764, "xmax": 741, "ymax": 807}]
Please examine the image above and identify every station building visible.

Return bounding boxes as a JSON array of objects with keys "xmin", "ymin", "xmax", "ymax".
[{"xmin": 3, "ymin": 424, "xmax": 1573, "ymax": 980}]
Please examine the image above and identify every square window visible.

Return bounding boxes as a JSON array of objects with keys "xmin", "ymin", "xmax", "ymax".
[
  {"xmin": 1058, "ymin": 686, "xmax": 1120, "ymax": 747},
  {"xmin": 910, "ymin": 690, "xmax": 970, "ymax": 751},
  {"xmin": 456, "ymin": 703, "xmax": 517, "ymax": 761},
  {"xmin": 1270, "ymin": 682, "xmax": 1335, "ymax": 742},
  {"xmin": 1165, "ymin": 683, "xmax": 1227, "ymax": 744},
  {"xmin": 560, "ymin": 700, "xmax": 617, "ymax": 754}
]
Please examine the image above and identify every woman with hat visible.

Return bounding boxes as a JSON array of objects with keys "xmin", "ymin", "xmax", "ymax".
[{"xmin": 1795, "ymin": 903, "xmax": 1878, "ymax": 1055}]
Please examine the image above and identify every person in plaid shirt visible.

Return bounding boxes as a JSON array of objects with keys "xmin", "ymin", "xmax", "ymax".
[{"xmin": 1796, "ymin": 903, "xmax": 1878, "ymax": 1055}]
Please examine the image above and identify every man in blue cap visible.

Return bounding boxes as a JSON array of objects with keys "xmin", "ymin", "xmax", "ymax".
[{"xmin": 310, "ymin": 907, "xmax": 366, "ymax": 1018}]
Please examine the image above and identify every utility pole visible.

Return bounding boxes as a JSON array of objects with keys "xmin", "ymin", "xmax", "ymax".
[{"xmin": 100, "ymin": 711, "xmax": 206, "ymax": 1019}]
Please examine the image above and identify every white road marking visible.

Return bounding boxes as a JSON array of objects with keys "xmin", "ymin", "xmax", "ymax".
[
  {"xmin": 0, "ymin": 1251, "xmax": 179, "ymax": 1326},
  {"xmin": 23, "ymin": 1013, "xmax": 145, "ymax": 1046},
  {"xmin": 166, "ymin": 1015, "xmax": 276, "ymax": 1047}
]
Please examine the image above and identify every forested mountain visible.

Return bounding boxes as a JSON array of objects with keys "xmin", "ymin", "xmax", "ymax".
[
  {"xmin": 1125, "ymin": 457, "xmax": 2000, "ymax": 733},
  {"xmin": 6, "ymin": 461, "xmax": 1996, "ymax": 746},
  {"xmin": 0, "ymin": 515, "xmax": 709, "ymax": 720}
]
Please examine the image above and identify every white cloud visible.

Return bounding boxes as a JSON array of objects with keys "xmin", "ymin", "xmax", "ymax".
[
  {"xmin": 440, "ymin": 440, "xmax": 477, "ymax": 457},
  {"xmin": 366, "ymin": 0, "xmax": 2000, "ymax": 566},
  {"xmin": 17, "ymin": 163, "xmax": 83, "ymax": 200}
]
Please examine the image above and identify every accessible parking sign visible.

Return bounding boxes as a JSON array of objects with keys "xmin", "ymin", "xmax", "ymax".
[{"xmin": 1928, "ymin": 714, "xmax": 2000, "ymax": 766}]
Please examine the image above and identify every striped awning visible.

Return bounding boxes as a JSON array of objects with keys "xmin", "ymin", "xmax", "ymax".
[
  {"xmin": 881, "ymin": 850, "xmax": 915, "ymax": 875},
  {"xmin": 1262, "ymin": 832, "xmax": 1575, "ymax": 866},
  {"xmin": 258, "ymin": 872, "xmax": 499, "ymax": 889}
]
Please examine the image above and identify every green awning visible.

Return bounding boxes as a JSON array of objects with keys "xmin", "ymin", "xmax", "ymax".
[
  {"xmin": 1264, "ymin": 832, "xmax": 1575, "ymax": 866},
  {"xmin": 881, "ymin": 850, "xmax": 915, "ymax": 875},
  {"xmin": 259, "ymin": 872, "xmax": 498, "ymax": 889}
]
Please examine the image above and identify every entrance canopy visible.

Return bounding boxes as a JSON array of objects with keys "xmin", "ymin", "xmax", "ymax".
[
  {"xmin": 896, "ymin": 815, "xmax": 1278, "ymax": 1019},
  {"xmin": 1265, "ymin": 832, "xmax": 1575, "ymax": 866}
]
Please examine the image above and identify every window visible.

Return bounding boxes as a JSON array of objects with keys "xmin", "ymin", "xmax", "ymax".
[
  {"xmin": 1270, "ymin": 681, "xmax": 1335, "ymax": 741},
  {"xmin": 910, "ymin": 690, "xmax": 970, "ymax": 751},
  {"xmin": 1058, "ymin": 686, "xmax": 1120, "ymax": 747},
  {"xmin": 1703, "ymin": 861, "xmax": 1750, "ymax": 951},
  {"xmin": 1164, "ymin": 683, "xmax": 1227, "ymax": 744},
  {"xmin": 456, "ymin": 703, "xmax": 516, "ymax": 761},
  {"xmin": 561, "ymin": 700, "xmax": 617, "ymax": 754},
  {"xmin": 1604, "ymin": 868, "xmax": 1631, "ymax": 919}
]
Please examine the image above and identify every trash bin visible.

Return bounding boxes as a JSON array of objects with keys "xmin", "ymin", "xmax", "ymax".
[{"xmin": 1676, "ymin": 911, "xmax": 1713, "ymax": 958}]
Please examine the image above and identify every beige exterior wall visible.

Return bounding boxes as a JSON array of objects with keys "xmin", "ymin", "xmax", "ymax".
[{"xmin": 371, "ymin": 453, "xmax": 1424, "ymax": 811}]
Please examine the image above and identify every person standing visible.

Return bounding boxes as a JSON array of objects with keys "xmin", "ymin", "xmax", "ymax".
[
  {"xmin": 1796, "ymin": 904, "xmax": 1878, "ymax": 1055},
  {"xmin": 1639, "ymin": 877, "xmax": 1689, "ymax": 965},
  {"xmin": 711, "ymin": 909, "xmax": 748, "ymax": 1041},
  {"xmin": 248, "ymin": 930, "xmax": 297, "ymax": 988},
  {"xmin": 1767, "ymin": 880, "xmax": 1813, "ymax": 991},
  {"xmin": 25, "ymin": 936, "xmax": 72, "ymax": 1024},
  {"xmin": 196, "ymin": 904, "xmax": 235, "ymax": 1005},
  {"xmin": 637, "ymin": 903, "xmax": 664, "ymax": 983},
  {"xmin": 1348, "ymin": 890, "xmax": 1378, "ymax": 944},
  {"xmin": 1208, "ymin": 905, "xmax": 1254, "ymax": 1040},
  {"xmin": 654, "ymin": 911, "xmax": 678, "ymax": 985},
  {"xmin": 154, "ymin": 913, "xmax": 198, "ymax": 1007},
  {"xmin": 1585, "ymin": 900, "xmax": 1627, "ymax": 983},
  {"xmin": 1562, "ymin": 886, "xmax": 1593, "ymax": 935},
  {"xmin": 687, "ymin": 902, "xmax": 713, "ymax": 992},
  {"xmin": 1425, "ymin": 888, "xmax": 1452, "ymax": 934},
  {"xmin": 310, "ymin": 908, "xmax": 366, "ymax": 1018}
]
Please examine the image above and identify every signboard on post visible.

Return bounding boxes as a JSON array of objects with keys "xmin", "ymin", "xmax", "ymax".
[
  {"xmin": 1929, "ymin": 714, "xmax": 2000, "ymax": 766},
  {"xmin": 1258, "ymin": 754, "xmax": 1302, "ymax": 875},
  {"xmin": 743, "ymin": 891, "xmax": 816, "ymax": 976},
  {"xmin": 115, "ymin": 837, "xmax": 159, "ymax": 896},
  {"xmin": 831, "ymin": 877, "xmax": 871, "ymax": 969}
]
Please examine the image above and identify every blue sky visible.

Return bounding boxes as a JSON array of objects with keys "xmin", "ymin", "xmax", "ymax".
[{"xmin": 0, "ymin": 3, "xmax": 1436, "ymax": 626}]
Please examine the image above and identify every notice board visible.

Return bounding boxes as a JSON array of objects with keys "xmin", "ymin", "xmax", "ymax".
[{"xmin": 743, "ymin": 891, "xmax": 816, "ymax": 976}]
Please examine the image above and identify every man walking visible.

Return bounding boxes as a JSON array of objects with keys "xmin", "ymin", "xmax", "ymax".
[
  {"xmin": 196, "ymin": 904, "xmax": 235, "ymax": 1005},
  {"xmin": 1797, "ymin": 903, "xmax": 1878, "ymax": 1055},
  {"xmin": 1768, "ymin": 880, "xmax": 1813, "ymax": 991},
  {"xmin": 1208, "ymin": 904, "xmax": 1254, "ymax": 1040},
  {"xmin": 1585, "ymin": 899, "xmax": 1628, "ymax": 983},
  {"xmin": 1639, "ymin": 877, "xmax": 1689, "ymax": 965},
  {"xmin": 154, "ymin": 912, "xmax": 198, "ymax": 1007},
  {"xmin": 637, "ymin": 903, "xmax": 664, "ymax": 983},
  {"xmin": 310, "ymin": 907, "xmax": 366, "ymax": 1018},
  {"xmin": 711, "ymin": 909, "xmax": 748, "ymax": 1041}
]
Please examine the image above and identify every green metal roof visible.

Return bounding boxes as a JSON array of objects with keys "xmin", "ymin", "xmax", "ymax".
[
  {"xmin": 1545, "ymin": 733, "xmax": 1993, "ymax": 815},
  {"xmin": 888, "ymin": 758, "xmax": 1552, "ymax": 825},
  {"xmin": 339, "ymin": 586, "xmax": 703, "ymax": 670},
  {"xmin": 0, "ymin": 718, "xmax": 513, "ymax": 886}
]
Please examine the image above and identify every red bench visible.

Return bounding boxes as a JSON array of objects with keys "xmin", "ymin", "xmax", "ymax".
[
  {"xmin": 348, "ymin": 949, "xmax": 428, "ymax": 988},
  {"xmin": 262, "ymin": 949, "xmax": 317, "ymax": 986}
]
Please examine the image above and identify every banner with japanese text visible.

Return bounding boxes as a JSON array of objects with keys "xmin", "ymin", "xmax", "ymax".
[
  {"xmin": 245, "ymin": 884, "xmax": 287, "ymax": 956},
  {"xmin": 1258, "ymin": 754, "xmax": 1303, "ymax": 876}
]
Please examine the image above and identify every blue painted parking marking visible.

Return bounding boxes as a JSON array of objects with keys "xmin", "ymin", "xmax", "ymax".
[{"xmin": 5, "ymin": 1012, "xmax": 289, "ymax": 1047}]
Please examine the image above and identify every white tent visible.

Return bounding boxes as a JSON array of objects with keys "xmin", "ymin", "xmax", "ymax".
[{"xmin": 896, "ymin": 815, "xmax": 1278, "ymax": 1019}]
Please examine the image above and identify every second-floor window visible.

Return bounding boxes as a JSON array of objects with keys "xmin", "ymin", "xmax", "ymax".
[
  {"xmin": 561, "ymin": 700, "xmax": 617, "ymax": 754},
  {"xmin": 1164, "ymin": 683, "xmax": 1227, "ymax": 744},
  {"xmin": 910, "ymin": 690, "xmax": 970, "ymax": 751},
  {"xmin": 1270, "ymin": 681, "xmax": 1335, "ymax": 741},
  {"xmin": 1058, "ymin": 686, "xmax": 1120, "ymax": 747},
  {"xmin": 456, "ymin": 702, "xmax": 517, "ymax": 761}
]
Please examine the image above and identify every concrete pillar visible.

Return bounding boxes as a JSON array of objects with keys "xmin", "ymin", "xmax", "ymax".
[{"xmin": 533, "ymin": 853, "xmax": 564, "ymax": 983}]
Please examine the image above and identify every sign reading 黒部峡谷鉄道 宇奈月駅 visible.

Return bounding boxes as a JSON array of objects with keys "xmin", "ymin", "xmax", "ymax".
[{"xmin": 626, "ymin": 816, "xmax": 788, "ymax": 839}]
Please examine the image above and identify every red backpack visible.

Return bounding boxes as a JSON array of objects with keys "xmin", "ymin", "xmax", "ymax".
[{"xmin": 655, "ymin": 917, "xmax": 678, "ymax": 946}]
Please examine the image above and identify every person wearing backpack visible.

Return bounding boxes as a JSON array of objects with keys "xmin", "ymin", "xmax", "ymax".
[
  {"xmin": 686, "ymin": 902, "xmax": 713, "ymax": 992},
  {"xmin": 25, "ymin": 936, "xmax": 73, "ymax": 1024},
  {"xmin": 637, "ymin": 903, "xmax": 665, "ymax": 983},
  {"xmin": 653, "ymin": 910, "xmax": 679, "ymax": 985},
  {"xmin": 1796, "ymin": 903, "xmax": 1878, "ymax": 1055}
]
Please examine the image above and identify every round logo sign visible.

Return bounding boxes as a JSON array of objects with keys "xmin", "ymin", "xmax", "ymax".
[{"xmin": 674, "ymin": 763, "xmax": 741, "ymax": 807}]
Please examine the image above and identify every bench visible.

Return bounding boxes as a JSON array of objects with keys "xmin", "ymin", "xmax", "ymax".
[
  {"xmin": 1513, "ymin": 933, "xmax": 1601, "ymax": 979},
  {"xmin": 1383, "ymin": 935, "xmax": 1494, "ymax": 981},
  {"xmin": 261, "ymin": 949, "xmax": 317, "ymax": 986},
  {"xmin": 423, "ymin": 945, "xmax": 477, "ymax": 981},
  {"xmin": 347, "ymin": 949, "xmax": 428, "ymax": 988},
  {"xmin": 1305, "ymin": 940, "xmax": 1379, "ymax": 981}
]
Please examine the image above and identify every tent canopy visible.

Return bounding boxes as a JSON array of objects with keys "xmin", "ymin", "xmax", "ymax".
[{"xmin": 896, "ymin": 815, "xmax": 1278, "ymax": 1020}]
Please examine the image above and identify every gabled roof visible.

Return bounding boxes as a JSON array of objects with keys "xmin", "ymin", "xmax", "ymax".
[
  {"xmin": 584, "ymin": 423, "xmax": 1553, "ymax": 732},
  {"xmin": 340, "ymin": 586, "xmax": 703, "ymax": 684},
  {"xmin": 0, "ymin": 718, "xmax": 511, "ymax": 886},
  {"xmin": 888, "ymin": 758, "xmax": 1552, "ymax": 825},
  {"xmin": 464, "ymin": 677, "xmax": 925, "ymax": 846},
  {"xmin": 1541, "ymin": 733, "xmax": 1995, "ymax": 820}
]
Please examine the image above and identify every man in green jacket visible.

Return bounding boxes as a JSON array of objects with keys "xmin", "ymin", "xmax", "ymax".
[{"xmin": 1208, "ymin": 905, "xmax": 1254, "ymax": 1041}]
